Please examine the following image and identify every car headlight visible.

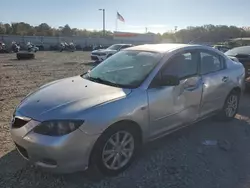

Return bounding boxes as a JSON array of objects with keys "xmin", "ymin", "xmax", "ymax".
[{"xmin": 33, "ymin": 120, "xmax": 84, "ymax": 136}]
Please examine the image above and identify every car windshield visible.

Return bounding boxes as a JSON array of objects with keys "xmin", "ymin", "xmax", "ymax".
[
  {"xmin": 225, "ymin": 46, "xmax": 250, "ymax": 56},
  {"xmin": 107, "ymin": 44, "xmax": 123, "ymax": 50},
  {"xmin": 84, "ymin": 50, "xmax": 162, "ymax": 88}
]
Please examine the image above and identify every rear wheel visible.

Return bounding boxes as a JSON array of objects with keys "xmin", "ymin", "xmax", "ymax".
[
  {"xmin": 217, "ymin": 91, "xmax": 240, "ymax": 121},
  {"xmin": 90, "ymin": 124, "xmax": 140, "ymax": 176}
]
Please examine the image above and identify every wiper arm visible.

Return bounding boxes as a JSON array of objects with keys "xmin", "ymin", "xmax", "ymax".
[
  {"xmin": 88, "ymin": 76, "xmax": 104, "ymax": 83},
  {"xmin": 88, "ymin": 76, "xmax": 121, "ymax": 87}
]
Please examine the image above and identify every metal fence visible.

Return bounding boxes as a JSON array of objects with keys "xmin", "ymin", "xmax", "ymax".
[{"xmin": 0, "ymin": 35, "xmax": 156, "ymax": 50}]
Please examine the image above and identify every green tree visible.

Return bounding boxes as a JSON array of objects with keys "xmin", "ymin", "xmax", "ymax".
[
  {"xmin": 61, "ymin": 24, "xmax": 72, "ymax": 36},
  {"xmin": 4, "ymin": 23, "xmax": 12, "ymax": 34},
  {"xmin": 0, "ymin": 23, "xmax": 6, "ymax": 34}
]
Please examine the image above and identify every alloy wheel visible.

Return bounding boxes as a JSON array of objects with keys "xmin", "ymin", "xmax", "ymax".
[
  {"xmin": 225, "ymin": 94, "xmax": 238, "ymax": 117},
  {"xmin": 102, "ymin": 131, "xmax": 135, "ymax": 170}
]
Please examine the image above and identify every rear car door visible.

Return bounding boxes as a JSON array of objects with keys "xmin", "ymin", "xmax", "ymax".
[
  {"xmin": 147, "ymin": 50, "xmax": 203, "ymax": 138},
  {"xmin": 199, "ymin": 50, "xmax": 229, "ymax": 117}
]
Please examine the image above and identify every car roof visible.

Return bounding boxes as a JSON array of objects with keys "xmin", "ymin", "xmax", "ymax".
[
  {"xmin": 112, "ymin": 44, "xmax": 133, "ymax": 46},
  {"xmin": 126, "ymin": 43, "xmax": 201, "ymax": 53},
  {"xmin": 225, "ymin": 46, "xmax": 250, "ymax": 57}
]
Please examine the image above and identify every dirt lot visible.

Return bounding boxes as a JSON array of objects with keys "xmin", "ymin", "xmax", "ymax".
[{"xmin": 1, "ymin": 51, "xmax": 250, "ymax": 188}]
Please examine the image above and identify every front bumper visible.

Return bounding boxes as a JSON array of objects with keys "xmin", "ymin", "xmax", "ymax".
[
  {"xmin": 91, "ymin": 54, "xmax": 107, "ymax": 61},
  {"xmin": 10, "ymin": 120, "xmax": 99, "ymax": 173}
]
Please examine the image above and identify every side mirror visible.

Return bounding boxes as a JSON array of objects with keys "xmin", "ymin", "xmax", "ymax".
[{"xmin": 160, "ymin": 75, "xmax": 180, "ymax": 86}]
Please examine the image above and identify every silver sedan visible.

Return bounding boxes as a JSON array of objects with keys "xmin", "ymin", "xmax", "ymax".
[{"xmin": 11, "ymin": 44, "xmax": 245, "ymax": 176}]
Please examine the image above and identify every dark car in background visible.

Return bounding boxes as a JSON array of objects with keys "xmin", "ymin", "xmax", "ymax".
[{"xmin": 225, "ymin": 46, "xmax": 250, "ymax": 88}]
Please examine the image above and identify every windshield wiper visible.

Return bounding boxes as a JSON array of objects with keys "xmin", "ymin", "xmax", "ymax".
[{"xmin": 87, "ymin": 76, "xmax": 122, "ymax": 88}]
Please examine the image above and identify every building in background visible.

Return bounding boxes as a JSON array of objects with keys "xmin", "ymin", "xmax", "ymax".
[{"xmin": 113, "ymin": 31, "xmax": 160, "ymax": 44}]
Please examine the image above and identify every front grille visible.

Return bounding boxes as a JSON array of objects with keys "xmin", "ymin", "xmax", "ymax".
[
  {"xmin": 12, "ymin": 117, "xmax": 29, "ymax": 128},
  {"xmin": 92, "ymin": 53, "xmax": 105, "ymax": 56},
  {"xmin": 15, "ymin": 143, "xmax": 29, "ymax": 159},
  {"xmin": 92, "ymin": 53, "xmax": 100, "ymax": 56},
  {"xmin": 91, "ymin": 56, "xmax": 98, "ymax": 60}
]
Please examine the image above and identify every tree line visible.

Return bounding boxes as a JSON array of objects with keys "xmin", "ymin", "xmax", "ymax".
[
  {"xmin": 166, "ymin": 25, "xmax": 250, "ymax": 43},
  {"xmin": 0, "ymin": 22, "xmax": 113, "ymax": 38},
  {"xmin": 1, "ymin": 22, "xmax": 250, "ymax": 43}
]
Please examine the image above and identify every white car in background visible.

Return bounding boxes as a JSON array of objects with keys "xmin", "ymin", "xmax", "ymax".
[{"xmin": 91, "ymin": 44, "xmax": 133, "ymax": 61}]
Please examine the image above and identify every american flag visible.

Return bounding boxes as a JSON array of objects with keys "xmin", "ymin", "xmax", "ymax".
[{"xmin": 117, "ymin": 12, "xmax": 125, "ymax": 22}]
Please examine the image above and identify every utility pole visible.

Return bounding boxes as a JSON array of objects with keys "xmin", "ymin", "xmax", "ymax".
[
  {"xmin": 99, "ymin": 9, "xmax": 106, "ymax": 36},
  {"xmin": 145, "ymin": 27, "xmax": 148, "ymax": 33},
  {"xmin": 174, "ymin": 26, "xmax": 178, "ymax": 32},
  {"xmin": 174, "ymin": 26, "xmax": 178, "ymax": 43}
]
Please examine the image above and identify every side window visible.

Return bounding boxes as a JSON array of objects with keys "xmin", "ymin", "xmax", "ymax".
[
  {"xmin": 200, "ymin": 52, "xmax": 224, "ymax": 74},
  {"xmin": 162, "ymin": 52, "xmax": 198, "ymax": 79}
]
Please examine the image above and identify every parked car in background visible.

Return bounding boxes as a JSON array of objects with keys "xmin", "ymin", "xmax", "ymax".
[
  {"xmin": 0, "ymin": 41, "xmax": 20, "ymax": 53},
  {"xmin": 213, "ymin": 45, "xmax": 230, "ymax": 53},
  {"xmin": 225, "ymin": 46, "xmax": 250, "ymax": 88},
  {"xmin": 91, "ymin": 44, "xmax": 133, "ymax": 61},
  {"xmin": 92, "ymin": 45, "xmax": 107, "ymax": 51},
  {"xmin": 11, "ymin": 44, "xmax": 244, "ymax": 176},
  {"xmin": 11, "ymin": 41, "xmax": 20, "ymax": 53},
  {"xmin": 27, "ymin": 42, "xmax": 39, "ymax": 52},
  {"xmin": 0, "ymin": 42, "xmax": 8, "ymax": 53},
  {"xmin": 59, "ymin": 42, "xmax": 76, "ymax": 52}
]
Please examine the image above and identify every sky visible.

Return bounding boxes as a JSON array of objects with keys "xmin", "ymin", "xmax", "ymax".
[{"xmin": 1, "ymin": 0, "xmax": 250, "ymax": 34}]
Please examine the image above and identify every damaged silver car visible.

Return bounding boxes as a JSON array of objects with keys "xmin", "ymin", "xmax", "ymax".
[{"xmin": 11, "ymin": 44, "xmax": 245, "ymax": 176}]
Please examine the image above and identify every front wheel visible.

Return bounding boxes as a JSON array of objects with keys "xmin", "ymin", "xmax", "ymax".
[
  {"xmin": 217, "ymin": 91, "xmax": 240, "ymax": 121},
  {"xmin": 91, "ymin": 125, "xmax": 139, "ymax": 176}
]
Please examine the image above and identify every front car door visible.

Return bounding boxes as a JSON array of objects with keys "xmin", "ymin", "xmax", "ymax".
[
  {"xmin": 147, "ymin": 50, "xmax": 203, "ymax": 138},
  {"xmin": 198, "ymin": 50, "xmax": 229, "ymax": 117}
]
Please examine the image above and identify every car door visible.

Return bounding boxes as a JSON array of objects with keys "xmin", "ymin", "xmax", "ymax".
[
  {"xmin": 198, "ymin": 50, "xmax": 229, "ymax": 117},
  {"xmin": 147, "ymin": 50, "xmax": 203, "ymax": 138}
]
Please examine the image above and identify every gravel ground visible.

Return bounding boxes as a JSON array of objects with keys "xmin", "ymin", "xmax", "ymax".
[{"xmin": 1, "ymin": 51, "xmax": 250, "ymax": 188}]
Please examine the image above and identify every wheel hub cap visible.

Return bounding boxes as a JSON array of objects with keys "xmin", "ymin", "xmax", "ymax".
[
  {"xmin": 102, "ymin": 131, "xmax": 135, "ymax": 170},
  {"xmin": 225, "ymin": 95, "xmax": 238, "ymax": 117}
]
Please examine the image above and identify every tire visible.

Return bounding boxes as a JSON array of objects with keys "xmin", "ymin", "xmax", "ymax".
[
  {"xmin": 90, "ymin": 123, "xmax": 140, "ymax": 176},
  {"xmin": 16, "ymin": 52, "xmax": 35, "ymax": 60},
  {"xmin": 217, "ymin": 90, "xmax": 240, "ymax": 121}
]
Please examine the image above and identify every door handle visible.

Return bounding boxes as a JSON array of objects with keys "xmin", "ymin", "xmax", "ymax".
[
  {"xmin": 183, "ymin": 78, "xmax": 202, "ymax": 91},
  {"xmin": 222, "ymin": 76, "xmax": 228, "ymax": 82}
]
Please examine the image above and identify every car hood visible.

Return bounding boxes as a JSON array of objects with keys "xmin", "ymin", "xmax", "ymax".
[
  {"xmin": 16, "ymin": 76, "xmax": 131, "ymax": 121},
  {"xmin": 92, "ymin": 49, "xmax": 117, "ymax": 53}
]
